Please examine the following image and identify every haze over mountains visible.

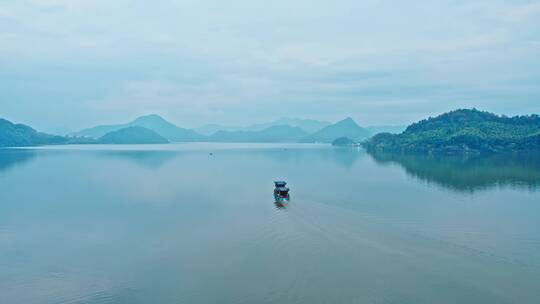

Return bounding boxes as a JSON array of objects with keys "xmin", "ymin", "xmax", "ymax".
[
  {"xmin": 4, "ymin": 114, "xmax": 382, "ymax": 146},
  {"xmin": 299, "ymin": 118, "xmax": 372, "ymax": 143},
  {"xmin": 195, "ymin": 118, "xmax": 332, "ymax": 135},
  {"xmin": 0, "ymin": 117, "xmax": 173, "ymax": 146},
  {"xmin": 73, "ymin": 114, "xmax": 204, "ymax": 142},
  {"xmin": 207, "ymin": 125, "xmax": 308, "ymax": 142},
  {"xmin": 71, "ymin": 115, "xmax": 376, "ymax": 143},
  {"xmin": 5, "ymin": 109, "xmax": 538, "ymax": 154}
]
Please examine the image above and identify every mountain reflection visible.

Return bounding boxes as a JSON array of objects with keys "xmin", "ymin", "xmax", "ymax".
[
  {"xmin": 0, "ymin": 149, "xmax": 37, "ymax": 173},
  {"xmin": 256, "ymin": 147, "xmax": 364, "ymax": 168},
  {"xmin": 100, "ymin": 150, "xmax": 180, "ymax": 169},
  {"xmin": 368, "ymin": 151, "xmax": 540, "ymax": 192},
  {"xmin": 274, "ymin": 200, "xmax": 287, "ymax": 209},
  {"xmin": 330, "ymin": 147, "xmax": 364, "ymax": 168}
]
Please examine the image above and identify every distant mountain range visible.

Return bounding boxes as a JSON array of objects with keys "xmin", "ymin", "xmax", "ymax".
[
  {"xmin": 208, "ymin": 125, "xmax": 308, "ymax": 142},
  {"xmin": 193, "ymin": 124, "xmax": 241, "ymax": 136},
  {"xmin": 4, "ymin": 109, "xmax": 539, "ymax": 153},
  {"xmin": 194, "ymin": 117, "xmax": 331, "ymax": 135},
  {"xmin": 72, "ymin": 114, "xmax": 204, "ymax": 142},
  {"xmin": 2, "ymin": 115, "xmax": 364, "ymax": 147},
  {"xmin": 72, "ymin": 115, "xmax": 370, "ymax": 144},
  {"xmin": 363, "ymin": 109, "xmax": 540, "ymax": 154}
]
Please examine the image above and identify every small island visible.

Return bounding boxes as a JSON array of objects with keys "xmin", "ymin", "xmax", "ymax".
[{"xmin": 332, "ymin": 137, "xmax": 356, "ymax": 147}]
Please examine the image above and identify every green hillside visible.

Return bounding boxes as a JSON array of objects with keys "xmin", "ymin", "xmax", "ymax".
[{"xmin": 363, "ymin": 109, "xmax": 540, "ymax": 154}]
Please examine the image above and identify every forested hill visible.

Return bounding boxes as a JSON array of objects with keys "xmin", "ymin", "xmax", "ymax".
[
  {"xmin": 363, "ymin": 109, "xmax": 540, "ymax": 154},
  {"xmin": 0, "ymin": 118, "xmax": 67, "ymax": 147}
]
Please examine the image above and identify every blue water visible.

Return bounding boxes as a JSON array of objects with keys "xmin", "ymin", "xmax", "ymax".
[{"xmin": 1, "ymin": 143, "xmax": 539, "ymax": 303}]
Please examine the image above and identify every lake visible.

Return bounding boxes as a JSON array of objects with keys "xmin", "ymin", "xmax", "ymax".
[{"xmin": 1, "ymin": 143, "xmax": 539, "ymax": 304}]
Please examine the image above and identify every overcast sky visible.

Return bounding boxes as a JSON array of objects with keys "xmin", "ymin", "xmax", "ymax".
[{"xmin": 1, "ymin": 0, "xmax": 539, "ymax": 133}]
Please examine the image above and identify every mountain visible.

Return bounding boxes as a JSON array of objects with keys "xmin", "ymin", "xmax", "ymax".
[
  {"xmin": 299, "ymin": 117, "xmax": 371, "ymax": 143},
  {"xmin": 194, "ymin": 118, "xmax": 330, "ymax": 135},
  {"xmin": 99, "ymin": 127, "xmax": 169, "ymax": 144},
  {"xmin": 194, "ymin": 124, "xmax": 242, "ymax": 136},
  {"xmin": 127, "ymin": 115, "xmax": 203, "ymax": 142},
  {"xmin": 0, "ymin": 118, "xmax": 67, "ymax": 147},
  {"xmin": 363, "ymin": 109, "xmax": 540, "ymax": 154},
  {"xmin": 73, "ymin": 114, "xmax": 204, "ymax": 142},
  {"xmin": 72, "ymin": 124, "xmax": 120, "ymax": 139},
  {"xmin": 366, "ymin": 125, "xmax": 406, "ymax": 135},
  {"xmin": 0, "ymin": 149, "xmax": 36, "ymax": 172},
  {"xmin": 208, "ymin": 125, "xmax": 308, "ymax": 142},
  {"xmin": 245, "ymin": 118, "xmax": 330, "ymax": 133}
]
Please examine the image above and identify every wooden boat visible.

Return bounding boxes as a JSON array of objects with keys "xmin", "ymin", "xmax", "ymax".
[{"xmin": 274, "ymin": 181, "xmax": 290, "ymax": 201}]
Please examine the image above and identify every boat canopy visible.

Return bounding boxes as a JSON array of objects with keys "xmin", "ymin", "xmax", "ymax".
[{"xmin": 274, "ymin": 181, "xmax": 287, "ymax": 187}]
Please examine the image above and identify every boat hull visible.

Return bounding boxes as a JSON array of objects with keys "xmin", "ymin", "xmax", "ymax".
[{"xmin": 274, "ymin": 193, "xmax": 290, "ymax": 201}]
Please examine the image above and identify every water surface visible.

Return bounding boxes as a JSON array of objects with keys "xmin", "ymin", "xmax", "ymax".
[{"xmin": 1, "ymin": 144, "xmax": 539, "ymax": 304}]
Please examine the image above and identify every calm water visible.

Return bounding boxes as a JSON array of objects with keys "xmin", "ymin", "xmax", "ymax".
[{"xmin": 1, "ymin": 143, "xmax": 539, "ymax": 304}]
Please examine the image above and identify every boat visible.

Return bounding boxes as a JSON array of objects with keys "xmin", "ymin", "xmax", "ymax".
[{"xmin": 274, "ymin": 181, "xmax": 290, "ymax": 201}]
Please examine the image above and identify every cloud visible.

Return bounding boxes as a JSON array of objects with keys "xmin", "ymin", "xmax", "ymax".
[{"xmin": 0, "ymin": 0, "xmax": 539, "ymax": 131}]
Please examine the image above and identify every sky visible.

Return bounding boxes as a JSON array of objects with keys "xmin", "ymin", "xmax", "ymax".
[{"xmin": 1, "ymin": 0, "xmax": 539, "ymax": 133}]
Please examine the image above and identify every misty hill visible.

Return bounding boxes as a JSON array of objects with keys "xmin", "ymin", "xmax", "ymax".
[
  {"xmin": 208, "ymin": 125, "xmax": 308, "ymax": 142},
  {"xmin": 195, "ymin": 117, "xmax": 330, "ymax": 135},
  {"xmin": 299, "ymin": 118, "xmax": 371, "ymax": 143},
  {"xmin": 74, "ymin": 114, "xmax": 204, "ymax": 142},
  {"xmin": 363, "ymin": 109, "xmax": 540, "ymax": 154},
  {"xmin": 194, "ymin": 124, "xmax": 242, "ymax": 136},
  {"xmin": 99, "ymin": 127, "xmax": 169, "ymax": 144},
  {"xmin": 245, "ymin": 118, "xmax": 330, "ymax": 133},
  {"xmin": 0, "ymin": 118, "xmax": 67, "ymax": 147}
]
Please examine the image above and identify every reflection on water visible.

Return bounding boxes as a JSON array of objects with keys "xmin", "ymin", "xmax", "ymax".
[
  {"xmin": 0, "ymin": 149, "xmax": 182, "ymax": 172},
  {"xmin": 0, "ymin": 149, "xmax": 36, "ymax": 172},
  {"xmin": 1, "ymin": 144, "xmax": 539, "ymax": 304},
  {"xmin": 368, "ymin": 151, "xmax": 540, "ymax": 192},
  {"xmin": 274, "ymin": 200, "xmax": 287, "ymax": 209},
  {"xmin": 100, "ymin": 150, "xmax": 181, "ymax": 169},
  {"xmin": 329, "ymin": 147, "xmax": 363, "ymax": 168},
  {"xmin": 252, "ymin": 147, "xmax": 364, "ymax": 169}
]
